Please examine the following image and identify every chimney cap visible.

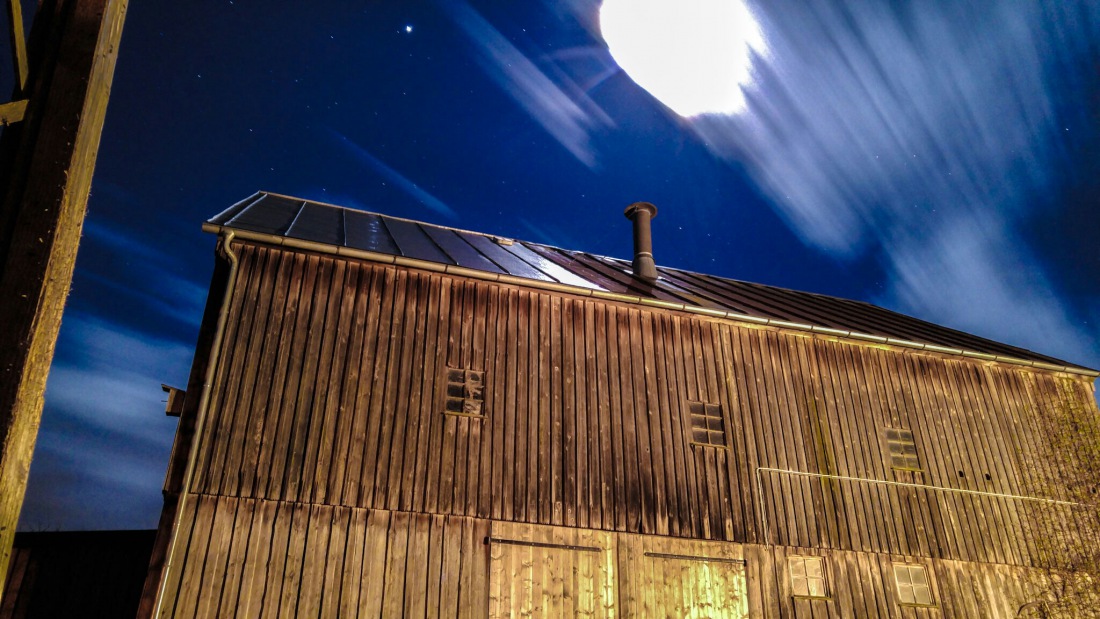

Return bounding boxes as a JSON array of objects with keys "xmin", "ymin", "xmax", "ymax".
[{"xmin": 624, "ymin": 201, "xmax": 658, "ymax": 219}]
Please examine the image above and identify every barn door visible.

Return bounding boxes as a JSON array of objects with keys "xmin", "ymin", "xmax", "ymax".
[
  {"xmin": 618, "ymin": 533, "xmax": 748, "ymax": 618},
  {"xmin": 488, "ymin": 521, "xmax": 617, "ymax": 618}
]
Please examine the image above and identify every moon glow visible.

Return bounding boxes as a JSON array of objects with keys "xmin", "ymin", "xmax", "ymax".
[{"xmin": 600, "ymin": 0, "xmax": 766, "ymax": 117}]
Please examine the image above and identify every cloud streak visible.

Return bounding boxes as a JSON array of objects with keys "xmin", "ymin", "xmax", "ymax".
[
  {"xmin": 25, "ymin": 216, "xmax": 207, "ymax": 530},
  {"xmin": 329, "ymin": 129, "xmax": 459, "ymax": 220},
  {"xmin": 80, "ymin": 217, "xmax": 208, "ymax": 329},
  {"xmin": 444, "ymin": 0, "xmax": 613, "ymax": 169},
  {"xmin": 688, "ymin": 0, "xmax": 1100, "ymax": 368},
  {"xmin": 24, "ymin": 312, "xmax": 192, "ymax": 530}
]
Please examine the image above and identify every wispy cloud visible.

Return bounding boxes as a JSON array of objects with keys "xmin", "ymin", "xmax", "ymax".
[
  {"xmin": 884, "ymin": 213, "xmax": 1097, "ymax": 365},
  {"xmin": 18, "ymin": 206, "xmax": 212, "ymax": 529},
  {"xmin": 23, "ymin": 433, "xmax": 171, "ymax": 531},
  {"xmin": 687, "ymin": 0, "xmax": 1100, "ymax": 367},
  {"xmin": 46, "ymin": 317, "xmax": 194, "ymax": 438},
  {"xmin": 329, "ymin": 129, "xmax": 459, "ymax": 220},
  {"xmin": 443, "ymin": 0, "xmax": 613, "ymax": 169},
  {"xmin": 516, "ymin": 216, "xmax": 579, "ymax": 251},
  {"xmin": 81, "ymin": 218, "xmax": 208, "ymax": 329},
  {"xmin": 24, "ymin": 312, "xmax": 191, "ymax": 530}
]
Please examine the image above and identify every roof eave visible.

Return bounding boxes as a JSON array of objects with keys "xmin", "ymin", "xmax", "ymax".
[{"xmin": 201, "ymin": 223, "xmax": 1100, "ymax": 379}]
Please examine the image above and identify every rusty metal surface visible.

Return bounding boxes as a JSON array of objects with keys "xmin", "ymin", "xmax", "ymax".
[{"xmin": 208, "ymin": 192, "xmax": 1086, "ymax": 370}]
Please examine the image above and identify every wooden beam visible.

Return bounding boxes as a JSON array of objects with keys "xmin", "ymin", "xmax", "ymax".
[
  {"xmin": 0, "ymin": 100, "xmax": 27, "ymax": 126},
  {"xmin": 6, "ymin": 0, "xmax": 29, "ymax": 92},
  {"xmin": 0, "ymin": 0, "xmax": 127, "ymax": 598},
  {"xmin": 161, "ymin": 384, "xmax": 186, "ymax": 417}
]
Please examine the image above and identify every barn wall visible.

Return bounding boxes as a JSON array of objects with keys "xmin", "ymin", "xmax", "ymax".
[
  {"xmin": 159, "ymin": 500, "xmax": 1049, "ymax": 618},
  {"xmin": 158, "ymin": 497, "xmax": 489, "ymax": 619},
  {"xmin": 741, "ymin": 544, "xmax": 1046, "ymax": 619},
  {"xmin": 186, "ymin": 243, "xmax": 1097, "ymax": 568}
]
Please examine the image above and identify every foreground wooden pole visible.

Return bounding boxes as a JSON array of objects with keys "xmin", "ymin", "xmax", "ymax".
[{"xmin": 0, "ymin": 0, "xmax": 127, "ymax": 595}]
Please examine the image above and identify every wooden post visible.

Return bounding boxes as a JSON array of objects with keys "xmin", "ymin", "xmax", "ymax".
[
  {"xmin": 0, "ymin": 0, "xmax": 127, "ymax": 595},
  {"xmin": 6, "ymin": 0, "xmax": 30, "ymax": 94}
]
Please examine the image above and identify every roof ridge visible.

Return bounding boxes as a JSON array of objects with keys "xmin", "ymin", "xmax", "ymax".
[{"xmin": 204, "ymin": 192, "xmax": 1096, "ymax": 376}]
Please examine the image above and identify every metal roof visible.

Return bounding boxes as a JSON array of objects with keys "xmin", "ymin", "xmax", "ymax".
[{"xmin": 204, "ymin": 192, "xmax": 1095, "ymax": 375}]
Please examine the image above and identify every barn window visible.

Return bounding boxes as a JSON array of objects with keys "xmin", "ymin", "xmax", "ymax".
[
  {"xmin": 893, "ymin": 563, "xmax": 934, "ymax": 606},
  {"xmin": 788, "ymin": 555, "xmax": 828, "ymax": 599},
  {"xmin": 884, "ymin": 427, "xmax": 920, "ymax": 471},
  {"xmin": 443, "ymin": 367, "xmax": 485, "ymax": 417},
  {"xmin": 688, "ymin": 401, "xmax": 727, "ymax": 448}
]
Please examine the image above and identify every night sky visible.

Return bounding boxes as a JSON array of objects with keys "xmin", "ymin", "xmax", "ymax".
[{"xmin": 18, "ymin": 1, "xmax": 1100, "ymax": 531}]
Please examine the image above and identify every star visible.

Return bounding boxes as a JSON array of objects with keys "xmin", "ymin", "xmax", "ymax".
[{"xmin": 405, "ymin": 25, "xmax": 413, "ymax": 33}]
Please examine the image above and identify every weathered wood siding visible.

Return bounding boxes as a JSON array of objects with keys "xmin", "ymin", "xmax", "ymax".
[
  {"xmin": 160, "ymin": 501, "xmax": 1051, "ymax": 618},
  {"xmin": 159, "ymin": 498, "xmax": 489, "ymax": 619},
  {"xmin": 617, "ymin": 533, "xmax": 748, "ymax": 618},
  {"xmin": 186, "ymin": 242, "xmax": 1097, "ymax": 566},
  {"xmin": 488, "ymin": 521, "xmax": 617, "ymax": 618},
  {"xmin": 740, "ymin": 544, "xmax": 1050, "ymax": 619}
]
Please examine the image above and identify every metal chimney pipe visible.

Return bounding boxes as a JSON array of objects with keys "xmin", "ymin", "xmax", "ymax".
[{"xmin": 624, "ymin": 201, "xmax": 658, "ymax": 281}]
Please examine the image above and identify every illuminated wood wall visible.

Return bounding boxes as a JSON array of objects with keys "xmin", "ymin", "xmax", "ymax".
[{"xmin": 145, "ymin": 241, "xmax": 1099, "ymax": 617}]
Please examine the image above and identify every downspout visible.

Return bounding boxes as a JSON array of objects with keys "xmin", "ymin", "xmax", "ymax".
[{"xmin": 151, "ymin": 231, "xmax": 240, "ymax": 617}]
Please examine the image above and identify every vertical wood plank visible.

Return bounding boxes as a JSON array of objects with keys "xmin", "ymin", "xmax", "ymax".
[
  {"xmin": 562, "ymin": 297, "xmax": 578, "ymax": 528},
  {"xmin": 380, "ymin": 511, "xmax": 411, "ymax": 617},
  {"xmin": 512, "ymin": 290, "xmax": 531, "ymax": 521},
  {"xmin": 237, "ymin": 251, "xmax": 294, "ymax": 499},
  {"xmin": 341, "ymin": 266, "xmax": 386, "ymax": 508},
  {"xmin": 310, "ymin": 263, "xmax": 359, "ymax": 504},
  {"xmin": 403, "ymin": 514, "xmax": 430, "ymax": 618},
  {"xmin": 499, "ymin": 288, "xmax": 519, "ymax": 522},
  {"xmin": 324, "ymin": 264, "xmax": 370, "ymax": 506},
  {"xmin": 525, "ymin": 293, "xmax": 541, "ymax": 523},
  {"xmin": 378, "ymin": 271, "xmax": 417, "ymax": 509},
  {"xmin": 386, "ymin": 272, "xmax": 425, "ymax": 510},
  {"xmin": 263, "ymin": 255, "xmax": 321, "ymax": 501},
  {"xmin": 550, "ymin": 295, "xmax": 565, "ymax": 525},
  {"xmin": 281, "ymin": 257, "xmax": 335, "ymax": 502},
  {"xmin": 614, "ymin": 306, "xmax": 642, "ymax": 532},
  {"xmin": 406, "ymin": 275, "xmax": 439, "ymax": 512},
  {"xmin": 537, "ymin": 293, "xmax": 553, "ymax": 524},
  {"xmin": 294, "ymin": 504, "xmax": 333, "ymax": 617},
  {"xmin": 359, "ymin": 267, "xmax": 400, "ymax": 508},
  {"xmin": 235, "ymin": 499, "xmax": 277, "ymax": 617},
  {"xmin": 208, "ymin": 247, "xmax": 273, "ymax": 497},
  {"xmin": 296, "ymin": 260, "xmax": 347, "ymax": 503},
  {"xmin": 211, "ymin": 497, "xmax": 255, "ymax": 617},
  {"xmin": 157, "ymin": 493, "xmax": 199, "ymax": 618},
  {"xmin": 476, "ymin": 285, "xmax": 500, "ymax": 519},
  {"xmin": 594, "ymin": 303, "xmax": 616, "ymax": 532},
  {"xmin": 356, "ymin": 509, "xmax": 389, "ymax": 619}
]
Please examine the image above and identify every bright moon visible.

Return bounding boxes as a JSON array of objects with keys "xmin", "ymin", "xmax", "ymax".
[{"xmin": 600, "ymin": 0, "xmax": 766, "ymax": 117}]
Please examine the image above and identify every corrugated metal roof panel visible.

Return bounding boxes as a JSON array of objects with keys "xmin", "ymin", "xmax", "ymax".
[
  {"xmin": 205, "ymin": 192, "xmax": 1093, "ymax": 372},
  {"xmin": 421, "ymin": 227, "xmax": 504, "ymax": 274},
  {"xmin": 383, "ymin": 217, "xmax": 453, "ymax": 264},
  {"xmin": 523, "ymin": 245, "xmax": 627, "ymax": 293},
  {"xmin": 501, "ymin": 242, "xmax": 603, "ymax": 290},
  {"xmin": 344, "ymin": 210, "xmax": 398, "ymax": 254},
  {"xmin": 580, "ymin": 254, "xmax": 692, "ymax": 302},
  {"xmin": 208, "ymin": 192, "xmax": 264, "ymax": 225},
  {"xmin": 225, "ymin": 193, "xmax": 302, "ymax": 235},
  {"xmin": 286, "ymin": 201, "xmax": 343, "ymax": 245},
  {"xmin": 461, "ymin": 233, "xmax": 555, "ymax": 282}
]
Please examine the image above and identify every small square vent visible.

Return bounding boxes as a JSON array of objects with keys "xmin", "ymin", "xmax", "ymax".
[{"xmin": 444, "ymin": 367, "xmax": 485, "ymax": 418}]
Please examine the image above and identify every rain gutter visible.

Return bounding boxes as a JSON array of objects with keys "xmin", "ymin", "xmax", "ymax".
[
  {"xmin": 200, "ymin": 223, "xmax": 1100, "ymax": 379},
  {"xmin": 153, "ymin": 230, "xmax": 241, "ymax": 616}
]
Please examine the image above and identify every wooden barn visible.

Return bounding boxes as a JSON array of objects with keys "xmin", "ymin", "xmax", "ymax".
[{"xmin": 140, "ymin": 192, "xmax": 1100, "ymax": 618}]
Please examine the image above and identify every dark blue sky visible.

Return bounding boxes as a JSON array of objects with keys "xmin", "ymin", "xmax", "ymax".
[{"xmin": 19, "ymin": 0, "xmax": 1100, "ymax": 530}]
